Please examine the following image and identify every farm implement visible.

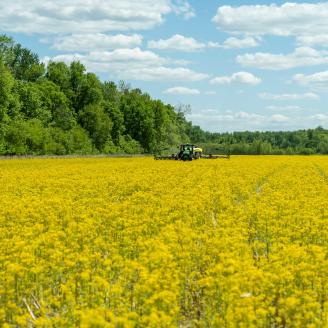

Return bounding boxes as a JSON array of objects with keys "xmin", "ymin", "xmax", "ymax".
[{"xmin": 154, "ymin": 144, "xmax": 230, "ymax": 161}]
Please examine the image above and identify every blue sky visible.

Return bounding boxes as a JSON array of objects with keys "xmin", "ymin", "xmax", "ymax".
[{"xmin": 2, "ymin": 0, "xmax": 328, "ymax": 132}]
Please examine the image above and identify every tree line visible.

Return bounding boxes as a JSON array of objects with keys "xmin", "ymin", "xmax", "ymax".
[
  {"xmin": 188, "ymin": 126, "xmax": 328, "ymax": 155},
  {"xmin": 1, "ymin": 35, "xmax": 328, "ymax": 156}
]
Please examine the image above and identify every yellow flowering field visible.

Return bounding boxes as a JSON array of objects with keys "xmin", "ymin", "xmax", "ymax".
[{"xmin": 0, "ymin": 156, "xmax": 328, "ymax": 327}]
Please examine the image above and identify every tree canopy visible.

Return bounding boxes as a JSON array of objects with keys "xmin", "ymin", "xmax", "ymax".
[
  {"xmin": 0, "ymin": 34, "xmax": 327, "ymax": 156},
  {"xmin": 0, "ymin": 35, "xmax": 193, "ymax": 155}
]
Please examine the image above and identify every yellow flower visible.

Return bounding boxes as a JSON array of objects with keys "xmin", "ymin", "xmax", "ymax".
[{"xmin": 0, "ymin": 156, "xmax": 327, "ymax": 326}]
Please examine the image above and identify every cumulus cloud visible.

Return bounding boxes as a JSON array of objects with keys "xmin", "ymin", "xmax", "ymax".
[
  {"xmin": 188, "ymin": 110, "xmax": 293, "ymax": 132},
  {"xmin": 237, "ymin": 47, "xmax": 328, "ymax": 70},
  {"xmin": 207, "ymin": 42, "xmax": 220, "ymax": 49},
  {"xmin": 0, "ymin": 0, "xmax": 194, "ymax": 34},
  {"xmin": 189, "ymin": 108, "xmax": 328, "ymax": 132},
  {"xmin": 297, "ymin": 35, "xmax": 328, "ymax": 47},
  {"xmin": 266, "ymin": 105, "xmax": 302, "ymax": 112},
  {"xmin": 310, "ymin": 114, "xmax": 328, "ymax": 121},
  {"xmin": 160, "ymin": 36, "xmax": 260, "ymax": 51},
  {"xmin": 190, "ymin": 111, "xmax": 263, "ymax": 124},
  {"xmin": 269, "ymin": 114, "xmax": 289, "ymax": 123},
  {"xmin": 43, "ymin": 48, "xmax": 167, "ymax": 67},
  {"xmin": 148, "ymin": 34, "xmax": 260, "ymax": 52},
  {"xmin": 210, "ymin": 72, "xmax": 261, "ymax": 85},
  {"xmin": 213, "ymin": 3, "xmax": 328, "ymax": 40},
  {"xmin": 50, "ymin": 33, "xmax": 143, "ymax": 52},
  {"xmin": 118, "ymin": 67, "xmax": 207, "ymax": 81},
  {"xmin": 90, "ymin": 48, "xmax": 166, "ymax": 64},
  {"xmin": 163, "ymin": 86, "xmax": 200, "ymax": 95},
  {"xmin": 171, "ymin": 0, "xmax": 195, "ymax": 19},
  {"xmin": 44, "ymin": 48, "xmax": 208, "ymax": 82},
  {"xmin": 222, "ymin": 37, "xmax": 260, "ymax": 49},
  {"xmin": 293, "ymin": 71, "xmax": 328, "ymax": 90},
  {"xmin": 259, "ymin": 92, "xmax": 319, "ymax": 100},
  {"xmin": 148, "ymin": 34, "xmax": 219, "ymax": 52}
]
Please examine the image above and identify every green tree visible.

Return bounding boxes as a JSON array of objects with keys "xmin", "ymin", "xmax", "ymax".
[
  {"xmin": 4, "ymin": 120, "xmax": 29, "ymax": 154},
  {"xmin": 8, "ymin": 43, "xmax": 45, "ymax": 81},
  {"xmin": 104, "ymin": 102, "xmax": 125, "ymax": 145},
  {"xmin": 152, "ymin": 100, "xmax": 170, "ymax": 152},
  {"xmin": 0, "ymin": 35, "xmax": 14, "ymax": 63},
  {"xmin": 120, "ymin": 89, "xmax": 155, "ymax": 151},
  {"xmin": 70, "ymin": 61, "xmax": 86, "ymax": 111},
  {"xmin": 15, "ymin": 81, "xmax": 52, "ymax": 124},
  {"xmin": 102, "ymin": 81, "xmax": 119, "ymax": 103},
  {"xmin": 37, "ymin": 80, "xmax": 76, "ymax": 130},
  {"xmin": 78, "ymin": 73, "xmax": 103, "ymax": 108},
  {"xmin": 46, "ymin": 61, "xmax": 72, "ymax": 97},
  {"xmin": 0, "ymin": 59, "xmax": 14, "ymax": 122},
  {"xmin": 79, "ymin": 104, "xmax": 113, "ymax": 152}
]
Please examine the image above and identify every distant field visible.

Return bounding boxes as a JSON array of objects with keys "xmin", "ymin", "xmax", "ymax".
[{"xmin": 1, "ymin": 157, "xmax": 328, "ymax": 327}]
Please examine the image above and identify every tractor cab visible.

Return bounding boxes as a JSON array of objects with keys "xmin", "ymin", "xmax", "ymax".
[{"xmin": 178, "ymin": 144, "xmax": 194, "ymax": 161}]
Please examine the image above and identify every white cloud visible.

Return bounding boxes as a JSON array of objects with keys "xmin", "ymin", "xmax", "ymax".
[
  {"xmin": 148, "ymin": 34, "xmax": 218, "ymax": 52},
  {"xmin": 205, "ymin": 91, "xmax": 217, "ymax": 95},
  {"xmin": 208, "ymin": 42, "xmax": 220, "ymax": 49},
  {"xmin": 189, "ymin": 108, "xmax": 328, "ymax": 132},
  {"xmin": 0, "ymin": 0, "xmax": 193, "ymax": 34},
  {"xmin": 266, "ymin": 105, "xmax": 302, "ymax": 112},
  {"xmin": 237, "ymin": 47, "xmax": 328, "ymax": 70},
  {"xmin": 114, "ymin": 66, "xmax": 208, "ymax": 81},
  {"xmin": 165, "ymin": 36, "xmax": 260, "ymax": 51},
  {"xmin": 89, "ymin": 48, "xmax": 166, "ymax": 64},
  {"xmin": 259, "ymin": 92, "xmax": 319, "ymax": 100},
  {"xmin": 310, "ymin": 114, "xmax": 328, "ymax": 121},
  {"xmin": 269, "ymin": 114, "xmax": 289, "ymax": 123},
  {"xmin": 222, "ymin": 37, "xmax": 260, "ymax": 49},
  {"xmin": 43, "ymin": 48, "xmax": 167, "ymax": 67},
  {"xmin": 148, "ymin": 35, "xmax": 204, "ymax": 51},
  {"xmin": 234, "ymin": 112, "xmax": 264, "ymax": 120},
  {"xmin": 198, "ymin": 109, "xmax": 219, "ymax": 114},
  {"xmin": 163, "ymin": 86, "xmax": 200, "ymax": 95},
  {"xmin": 293, "ymin": 71, "xmax": 328, "ymax": 90},
  {"xmin": 188, "ymin": 110, "xmax": 293, "ymax": 132},
  {"xmin": 50, "ymin": 33, "xmax": 143, "ymax": 52},
  {"xmin": 213, "ymin": 3, "xmax": 328, "ymax": 40},
  {"xmin": 210, "ymin": 72, "xmax": 261, "ymax": 85},
  {"xmin": 297, "ymin": 35, "xmax": 328, "ymax": 47},
  {"xmin": 171, "ymin": 0, "xmax": 195, "ymax": 19},
  {"xmin": 44, "ymin": 48, "xmax": 208, "ymax": 82},
  {"xmin": 43, "ymin": 54, "xmax": 85, "ymax": 66},
  {"xmin": 190, "ymin": 111, "xmax": 262, "ymax": 123}
]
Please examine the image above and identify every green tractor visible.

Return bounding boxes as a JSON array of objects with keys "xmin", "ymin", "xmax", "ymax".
[
  {"xmin": 155, "ymin": 144, "xmax": 201, "ymax": 161},
  {"xmin": 154, "ymin": 144, "xmax": 230, "ymax": 161},
  {"xmin": 177, "ymin": 144, "xmax": 195, "ymax": 161}
]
